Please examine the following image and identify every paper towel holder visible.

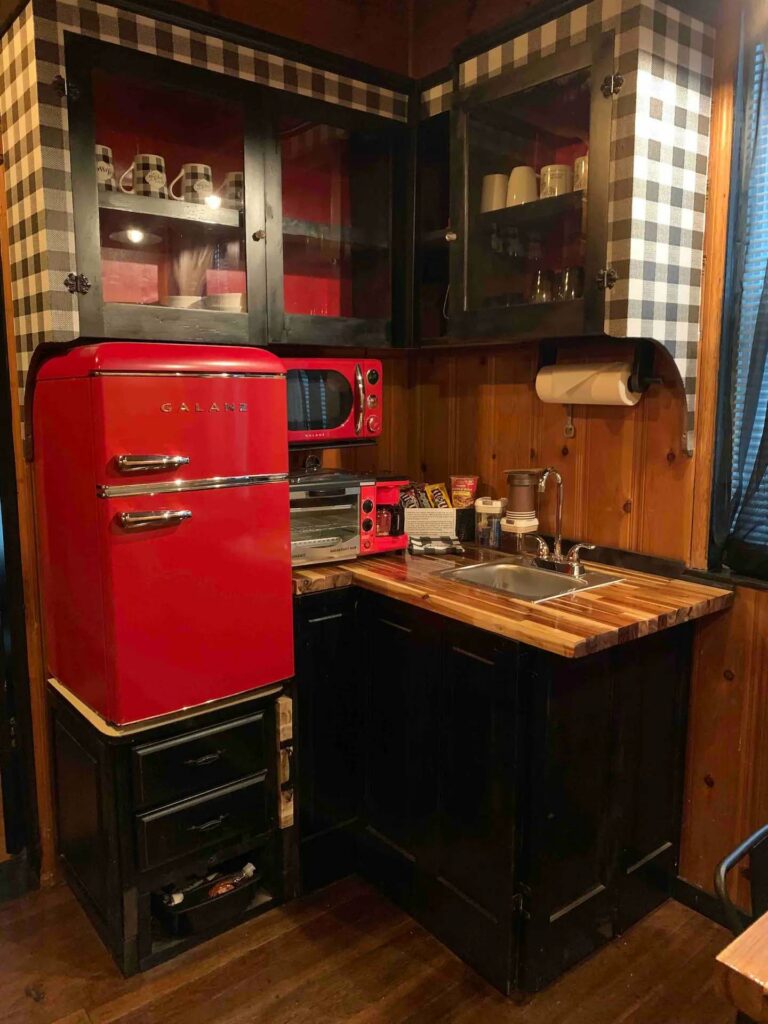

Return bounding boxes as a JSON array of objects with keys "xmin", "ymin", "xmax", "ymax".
[{"xmin": 538, "ymin": 339, "xmax": 661, "ymax": 395}]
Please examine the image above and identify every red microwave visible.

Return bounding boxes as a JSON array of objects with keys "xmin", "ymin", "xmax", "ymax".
[{"xmin": 281, "ymin": 358, "xmax": 383, "ymax": 446}]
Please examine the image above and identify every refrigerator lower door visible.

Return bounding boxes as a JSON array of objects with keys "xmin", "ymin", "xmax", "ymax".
[{"xmin": 99, "ymin": 479, "xmax": 292, "ymax": 724}]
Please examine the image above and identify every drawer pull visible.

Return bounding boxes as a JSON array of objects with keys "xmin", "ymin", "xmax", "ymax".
[
  {"xmin": 184, "ymin": 750, "xmax": 223, "ymax": 768},
  {"xmin": 187, "ymin": 813, "xmax": 229, "ymax": 834}
]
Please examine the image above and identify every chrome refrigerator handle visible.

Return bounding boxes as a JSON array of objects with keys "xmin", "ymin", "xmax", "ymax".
[
  {"xmin": 117, "ymin": 510, "xmax": 192, "ymax": 530},
  {"xmin": 116, "ymin": 454, "xmax": 190, "ymax": 473},
  {"xmin": 354, "ymin": 364, "xmax": 365, "ymax": 435}
]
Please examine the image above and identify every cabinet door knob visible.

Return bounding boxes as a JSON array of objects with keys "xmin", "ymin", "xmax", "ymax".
[
  {"xmin": 445, "ymin": 230, "xmax": 458, "ymax": 242},
  {"xmin": 252, "ymin": 229, "xmax": 266, "ymax": 241}
]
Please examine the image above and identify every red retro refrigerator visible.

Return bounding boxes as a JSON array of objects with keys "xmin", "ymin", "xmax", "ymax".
[{"xmin": 31, "ymin": 342, "xmax": 294, "ymax": 724}]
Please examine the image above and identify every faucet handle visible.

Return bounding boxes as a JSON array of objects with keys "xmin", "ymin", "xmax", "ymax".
[{"xmin": 567, "ymin": 542, "xmax": 596, "ymax": 573}]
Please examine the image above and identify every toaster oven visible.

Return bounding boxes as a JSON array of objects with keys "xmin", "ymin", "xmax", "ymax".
[{"xmin": 289, "ymin": 470, "xmax": 407, "ymax": 566}]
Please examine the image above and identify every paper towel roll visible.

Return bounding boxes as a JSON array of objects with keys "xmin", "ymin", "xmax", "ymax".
[{"xmin": 535, "ymin": 362, "xmax": 642, "ymax": 407}]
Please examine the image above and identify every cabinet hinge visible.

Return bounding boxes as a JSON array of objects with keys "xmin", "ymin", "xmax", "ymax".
[
  {"xmin": 52, "ymin": 75, "xmax": 80, "ymax": 101},
  {"xmin": 63, "ymin": 272, "xmax": 91, "ymax": 295},
  {"xmin": 595, "ymin": 267, "xmax": 618, "ymax": 291},
  {"xmin": 600, "ymin": 72, "xmax": 624, "ymax": 98}
]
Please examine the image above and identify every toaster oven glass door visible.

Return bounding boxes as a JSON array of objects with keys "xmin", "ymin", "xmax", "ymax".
[
  {"xmin": 290, "ymin": 487, "xmax": 359, "ymax": 564},
  {"xmin": 286, "ymin": 369, "xmax": 354, "ymax": 433}
]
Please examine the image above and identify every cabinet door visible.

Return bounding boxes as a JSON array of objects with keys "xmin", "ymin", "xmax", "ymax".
[
  {"xmin": 614, "ymin": 626, "xmax": 692, "ymax": 931},
  {"xmin": 264, "ymin": 94, "xmax": 408, "ymax": 347},
  {"xmin": 518, "ymin": 649, "xmax": 617, "ymax": 992},
  {"xmin": 448, "ymin": 30, "xmax": 614, "ymax": 342},
  {"xmin": 359, "ymin": 594, "xmax": 440, "ymax": 900},
  {"xmin": 426, "ymin": 623, "xmax": 520, "ymax": 994},
  {"xmin": 67, "ymin": 36, "xmax": 266, "ymax": 344},
  {"xmin": 294, "ymin": 590, "xmax": 360, "ymax": 891}
]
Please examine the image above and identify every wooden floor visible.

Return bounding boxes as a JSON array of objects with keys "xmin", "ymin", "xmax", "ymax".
[{"xmin": 0, "ymin": 877, "xmax": 736, "ymax": 1024}]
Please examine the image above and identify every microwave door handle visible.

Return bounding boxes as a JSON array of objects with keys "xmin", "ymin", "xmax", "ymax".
[
  {"xmin": 116, "ymin": 454, "xmax": 190, "ymax": 473},
  {"xmin": 117, "ymin": 510, "xmax": 192, "ymax": 530},
  {"xmin": 354, "ymin": 364, "xmax": 365, "ymax": 435}
]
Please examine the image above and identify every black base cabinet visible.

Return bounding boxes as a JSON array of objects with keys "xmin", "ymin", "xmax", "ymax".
[
  {"xmin": 293, "ymin": 589, "xmax": 361, "ymax": 893},
  {"xmin": 49, "ymin": 686, "xmax": 291, "ymax": 975},
  {"xmin": 293, "ymin": 589, "xmax": 692, "ymax": 995}
]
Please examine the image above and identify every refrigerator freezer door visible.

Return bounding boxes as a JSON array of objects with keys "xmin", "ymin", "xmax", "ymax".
[
  {"xmin": 99, "ymin": 479, "xmax": 292, "ymax": 724},
  {"xmin": 91, "ymin": 373, "xmax": 287, "ymax": 486}
]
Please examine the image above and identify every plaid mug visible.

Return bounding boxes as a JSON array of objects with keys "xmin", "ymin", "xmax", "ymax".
[
  {"xmin": 95, "ymin": 144, "xmax": 117, "ymax": 191},
  {"xmin": 169, "ymin": 163, "xmax": 214, "ymax": 203},
  {"xmin": 119, "ymin": 153, "xmax": 169, "ymax": 198},
  {"xmin": 221, "ymin": 171, "xmax": 244, "ymax": 210}
]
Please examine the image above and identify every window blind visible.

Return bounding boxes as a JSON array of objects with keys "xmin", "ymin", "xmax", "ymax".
[{"xmin": 730, "ymin": 43, "xmax": 768, "ymax": 553}]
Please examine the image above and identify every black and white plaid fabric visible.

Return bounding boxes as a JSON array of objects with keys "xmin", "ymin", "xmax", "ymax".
[
  {"xmin": 421, "ymin": 0, "xmax": 714, "ymax": 451},
  {"xmin": 124, "ymin": 153, "xmax": 169, "ymax": 197},
  {"xmin": 170, "ymin": 162, "xmax": 213, "ymax": 203},
  {"xmin": 408, "ymin": 535, "xmax": 465, "ymax": 555},
  {"xmin": 420, "ymin": 79, "xmax": 452, "ymax": 119},
  {"xmin": 0, "ymin": 0, "xmax": 410, "ymax": 416},
  {"xmin": 94, "ymin": 143, "xmax": 116, "ymax": 190}
]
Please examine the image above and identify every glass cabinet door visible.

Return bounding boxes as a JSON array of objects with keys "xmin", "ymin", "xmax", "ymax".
[
  {"xmin": 69, "ymin": 40, "xmax": 262, "ymax": 343},
  {"xmin": 450, "ymin": 34, "xmax": 612, "ymax": 340},
  {"xmin": 271, "ymin": 115, "xmax": 397, "ymax": 346}
]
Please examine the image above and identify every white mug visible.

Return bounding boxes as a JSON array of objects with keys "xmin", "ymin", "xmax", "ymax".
[
  {"xmin": 573, "ymin": 154, "xmax": 589, "ymax": 191},
  {"xmin": 480, "ymin": 173, "xmax": 508, "ymax": 213},
  {"xmin": 540, "ymin": 164, "xmax": 573, "ymax": 199},
  {"xmin": 506, "ymin": 166, "xmax": 538, "ymax": 206}
]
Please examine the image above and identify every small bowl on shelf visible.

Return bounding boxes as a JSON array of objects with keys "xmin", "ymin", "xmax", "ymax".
[
  {"xmin": 203, "ymin": 293, "xmax": 245, "ymax": 312},
  {"xmin": 159, "ymin": 295, "xmax": 201, "ymax": 309}
]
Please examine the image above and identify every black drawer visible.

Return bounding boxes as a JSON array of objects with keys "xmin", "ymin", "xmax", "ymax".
[
  {"xmin": 132, "ymin": 712, "xmax": 266, "ymax": 809},
  {"xmin": 135, "ymin": 773, "xmax": 268, "ymax": 871}
]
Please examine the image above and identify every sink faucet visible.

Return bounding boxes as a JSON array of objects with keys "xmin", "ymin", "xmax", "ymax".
[
  {"xmin": 538, "ymin": 468, "xmax": 564, "ymax": 561},
  {"xmin": 525, "ymin": 467, "xmax": 596, "ymax": 577}
]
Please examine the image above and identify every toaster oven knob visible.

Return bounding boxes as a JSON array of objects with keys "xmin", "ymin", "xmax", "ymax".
[
  {"xmin": 366, "ymin": 368, "xmax": 379, "ymax": 385},
  {"xmin": 363, "ymin": 539, "xmax": 372, "ymax": 550},
  {"xmin": 362, "ymin": 517, "xmax": 374, "ymax": 533},
  {"xmin": 362, "ymin": 498, "xmax": 374, "ymax": 514},
  {"xmin": 366, "ymin": 414, "xmax": 381, "ymax": 433}
]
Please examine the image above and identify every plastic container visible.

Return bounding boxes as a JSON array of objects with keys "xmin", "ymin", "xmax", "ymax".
[
  {"xmin": 474, "ymin": 497, "xmax": 507, "ymax": 549},
  {"xmin": 152, "ymin": 871, "xmax": 263, "ymax": 937}
]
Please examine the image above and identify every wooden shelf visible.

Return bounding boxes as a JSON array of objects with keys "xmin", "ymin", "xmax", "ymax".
[
  {"xmin": 478, "ymin": 190, "xmax": 584, "ymax": 230},
  {"xmin": 99, "ymin": 190, "xmax": 242, "ymax": 228},
  {"xmin": 282, "ymin": 218, "xmax": 388, "ymax": 250}
]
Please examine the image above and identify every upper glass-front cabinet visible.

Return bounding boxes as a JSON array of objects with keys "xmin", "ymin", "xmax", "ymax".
[
  {"xmin": 447, "ymin": 32, "xmax": 614, "ymax": 342},
  {"xmin": 68, "ymin": 38, "xmax": 264, "ymax": 344},
  {"xmin": 67, "ymin": 38, "xmax": 406, "ymax": 347},
  {"xmin": 266, "ymin": 103, "xmax": 405, "ymax": 347}
]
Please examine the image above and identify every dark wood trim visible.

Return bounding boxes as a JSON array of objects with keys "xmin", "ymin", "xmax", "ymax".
[{"xmin": 672, "ymin": 877, "xmax": 747, "ymax": 933}]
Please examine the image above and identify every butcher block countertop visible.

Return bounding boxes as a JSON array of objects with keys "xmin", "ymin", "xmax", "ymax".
[{"xmin": 292, "ymin": 550, "xmax": 733, "ymax": 658}]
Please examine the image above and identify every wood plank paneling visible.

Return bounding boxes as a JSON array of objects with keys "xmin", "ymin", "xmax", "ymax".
[{"xmin": 680, "ymin": 586, "xmax": 768, "ymax": 910}]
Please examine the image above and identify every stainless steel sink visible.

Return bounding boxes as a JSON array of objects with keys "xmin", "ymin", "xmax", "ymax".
[{"xmin": 441, "ymin": 557, "xmax": 623, "ymax": 604}]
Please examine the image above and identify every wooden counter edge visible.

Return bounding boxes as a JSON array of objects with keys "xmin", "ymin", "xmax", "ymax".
[
  {"xmin": 344, "ymin": 565, "xmax": 734, "ymax": 658},
  {"xmin": 292, "ymin": 567, "xmax": 354, "ymax": 595},
  {"xmin": 716, "ymin": 915, "xmax": 768, "ymax": 1022}
]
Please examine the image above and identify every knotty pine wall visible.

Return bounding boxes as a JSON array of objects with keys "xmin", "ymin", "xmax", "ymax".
[{"xmin": 329, "ymin": 339, "xmax": 694, "ymax": 563}]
